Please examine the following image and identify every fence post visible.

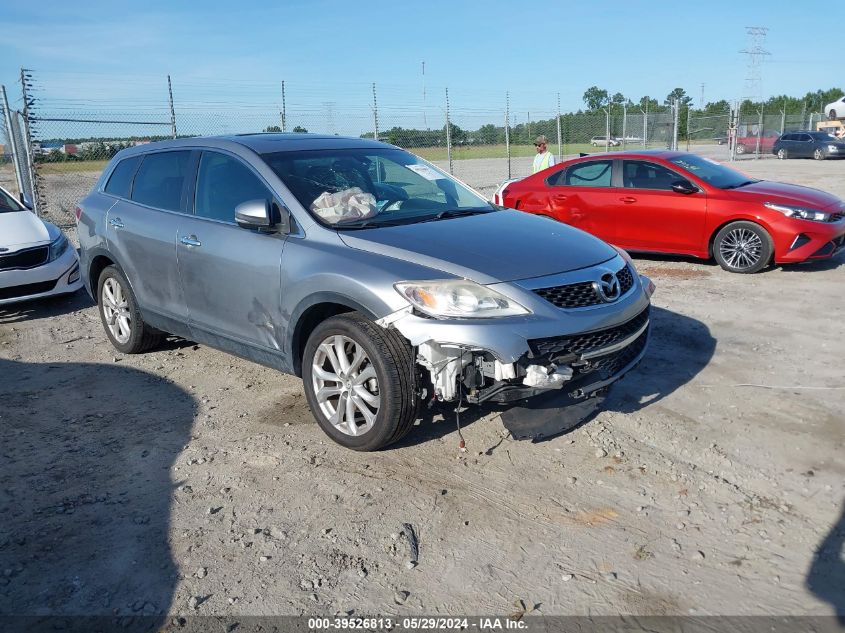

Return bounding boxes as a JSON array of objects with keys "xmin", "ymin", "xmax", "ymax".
[
  {"xmin": 622, "ymin": 104, "xmax": 627, "ymax": 150},
  {"xmin": 604, "ymin": 109, "xmax": 610, "ymax": 152},
  {"xmin": 556, "ymin": 93, "xmax": 562, "ymax": 160},
  {"xmin": 167, "ymin": 75, "xmax": 177, "ymax": 139},
  {"xmin": 445, "ymin": 88, "xmax": 452, "ymax": 175},
  {"xmin": 672, "ymin": 99, "xmax": 679, "ymax": 151},
  {"xmin": 281, "ymin": 81, "xmax": 287, "ymax": 132},
  {"xmin": 372, "ymin": 82, "xmax": 379, "ymax": 141},
  {"xmin": 1, "ymin": 85, "xmax": 25, "ymax": 197},
  {"xmin": 686, "ymin": 106, "xmax": 691, "ymax": 152},
  {"xmin": 755, "ymin": 107, "xmax": 763, "ymax": 158},
  {"xmin": 19, "ymin": 68, "xmax": 40, "ymax": 216},
  {"xmin": 642, "ymin": 106, "xmax": 648, "ymax": 147},
  {"xmin": 780, "ymin": 105, "xmax": 786, "ymax": 135},
  {"xmin": 505, "ymin": 92, "xmax": 511, "ymax": 180},
  {"xmin": 729, "ymin": 101, "xmax": 738, "ymax": 161}
]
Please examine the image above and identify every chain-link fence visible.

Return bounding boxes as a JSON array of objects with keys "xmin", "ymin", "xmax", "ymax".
[{"xmin": 3, "ymin": 70, "xmax": 831, "ymax": 234}]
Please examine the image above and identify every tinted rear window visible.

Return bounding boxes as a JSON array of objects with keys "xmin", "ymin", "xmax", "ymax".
[
  {"xmin": 104, "ymin": 155, "xmax": 142, "ymax": 198},
  {"xmin": 131, "ymin": 151, "xmax": 191, "ymax": 212}
]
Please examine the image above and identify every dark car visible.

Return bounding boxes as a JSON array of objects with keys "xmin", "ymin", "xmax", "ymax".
[{"xmin": 773, "ymin": 131, "xmax": 845, "ymax": 160}]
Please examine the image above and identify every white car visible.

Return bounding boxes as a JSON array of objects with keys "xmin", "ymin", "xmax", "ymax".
[
  {"xmin": 0, "ymin": 186, "xmax": 82, "ymax": 305},
  {"xmin": 825, "ymin": 96, "xmax": 845, "ymax": 120}
]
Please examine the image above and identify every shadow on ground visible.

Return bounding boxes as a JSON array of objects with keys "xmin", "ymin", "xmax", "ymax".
[
  {"xmin": 396, "ymin": 306, "xmax": 715, "ymax": 447},
  {"xmin": 806, "ymin": 499, "xmax": 845, "ymax": 622},
  {"xmin": 0, "ymin": 357, "xmax": 195, "ymax": 629},
  {"xmin": 0, "ymin": 289, "xmax": 93, "ymax": 325}
]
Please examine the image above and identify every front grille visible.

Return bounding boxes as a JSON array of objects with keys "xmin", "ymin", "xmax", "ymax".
[
  {"xmin": 534, "ymin": 263, "xmax": 635, "ymax": 309},
  {"xmin": 0, "ymin": 246, "xmax": 49, "ymax": 271},
  {"xmin": 528, "ymin": 305, "xmax": 650, "ymax": 360},
  {"xmin": 0, "ymin": 278, "xmax": 58, "ymax": 300},
  {"xmin": 584, "ymin": 327, "xmax": 648, "ymax": 376}
]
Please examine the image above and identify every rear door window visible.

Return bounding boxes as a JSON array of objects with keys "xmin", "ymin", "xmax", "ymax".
[
  {"xmin": 565, "ymin": 160, "xmax": 613, "ymax": 187},
  {"xmin": 104, "ymin": 155, "xmax": 142, "ymax": 198},
  {"xmin": 130, "ymin": 151, "xmax": 191, "ymax": 212},
  {"xmin": 194, "ymin": 152, "xmax": 273, "ymax": 223}
]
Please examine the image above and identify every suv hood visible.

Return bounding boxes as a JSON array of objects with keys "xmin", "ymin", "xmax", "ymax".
[
  {"xmin": 0, "ymin": 211, "xmax": 52, "ymax": 250},
  {"xmin": 730, "ymin": 180, "xmax": 845, "ymax": 211},
  {"xmin": 337, "ymin": 209, "xmax": 617, "ymax": 284}
]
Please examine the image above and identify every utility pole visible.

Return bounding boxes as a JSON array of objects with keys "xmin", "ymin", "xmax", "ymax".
[
  {"xmin": 505, "ymin": 92, "xmax": 511, "ymax": 179},
  {"xmin": 556, "ymin": 93, "xmax": 562, "ymax": 159},
  {"xmin": 281, "ymin": 81, "xmax": 287, "ymax": 132},
  {"xmin": 700, "ymin": 83, "xmax": 705, "ymax": 108},
  {"xmin": 167, "ymin": 75, "xmax": 177, "ymax": 139},
  {"xmin": 445, "ymin": 88, "xmax": 452, "ymax": 174},
  {"xmin": 740, "ymin": 27, "xmax": 770, "ymax": 103},
  {"xmin": 422, "ymin": 61, "xmax": 427, "ymax": 129},
  {"xmin": 372, "ymin": 82, "xmax": 379, "ymax": 141}
]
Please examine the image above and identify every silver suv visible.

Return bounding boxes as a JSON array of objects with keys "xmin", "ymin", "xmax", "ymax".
[{"xmin": 78, "ymin": 134, "xmax": 653, "ymax": 450}]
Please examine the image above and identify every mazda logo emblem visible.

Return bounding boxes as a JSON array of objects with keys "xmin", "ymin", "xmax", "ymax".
[{"xmin": 593, "ymin": 272, "xmax": 621, "ymax": 302}]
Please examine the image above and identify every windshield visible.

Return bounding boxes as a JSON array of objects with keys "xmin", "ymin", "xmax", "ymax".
[
  {"xmin": 810, "ymin": 132, "xmax": 839, "ymax": 142},
  {"xmin": 0, "ymin": 187, "xmax": 23, "ymax": 213},
  {"xmin": 668, "ymin": 154, "xmax": 758, "ymax": 190},
  {"xmin": 261, "ymin": 148, "xmax": 494, "ymax": 228}
]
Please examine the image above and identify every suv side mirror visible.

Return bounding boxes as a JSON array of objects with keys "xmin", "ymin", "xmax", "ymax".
[
  {"xmin": 236, "ymin": 199, "xmax": 274, "ymax": 231},
  {"xmin": 235, "ymin": 199, "xmax": 293, "ymax": 234},
  {"xmin": 671, "ymin": 179, "xmax": 698, "ymax": 195}
]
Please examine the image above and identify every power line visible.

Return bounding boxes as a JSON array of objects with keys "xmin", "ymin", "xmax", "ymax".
[{"xmin": 740, "ymin": 26, "xmax": 770, "ymax": 103}]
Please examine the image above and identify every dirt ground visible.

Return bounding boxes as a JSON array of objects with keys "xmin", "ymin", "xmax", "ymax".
[{"xmin": 1, "ymin": 158, "xmax": 844, "ymax": 622}]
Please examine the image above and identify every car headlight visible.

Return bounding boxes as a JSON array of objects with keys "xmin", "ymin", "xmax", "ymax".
[
  {"xmin": 763, "ymin": 202, "xmax": 830, "ymax": 223},
  {"xmin": 828, "ymin": 145, "xmax": 839, "ymax": 151},
  {"xmin": 395, "ymin": 279, "xmax": 530, "ymax": 319},
  {"xmin": 48, "ymin": 233, "xmax": 69, "ymax": 261}
]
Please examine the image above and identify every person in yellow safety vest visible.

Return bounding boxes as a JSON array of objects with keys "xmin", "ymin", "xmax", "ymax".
[{"xmin": 532, "ymin": 135, "xmax": 557, "ymax": 174}]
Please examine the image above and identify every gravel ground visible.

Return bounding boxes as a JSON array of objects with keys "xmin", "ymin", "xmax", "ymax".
[{"xmin": 0, "ymin": 158, "xmax": 843, "ymax": 621}]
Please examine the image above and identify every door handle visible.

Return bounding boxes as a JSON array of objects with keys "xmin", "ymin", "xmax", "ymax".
[
  {"xmin": 180, "ymin": 235, "xmax": 202, "ymax": 247},
  {"xmin": 108, "ymin": 217, "xmax": 124, "ymax": 229},
  {"xmin": 619, "ymin": 197, "xmax": 637, "ymax": 204}
]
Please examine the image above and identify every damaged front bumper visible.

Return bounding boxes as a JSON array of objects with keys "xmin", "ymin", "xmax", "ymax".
[{"xmin": 377, "ymin": 274, "xmax": 654, "ymax": 440}]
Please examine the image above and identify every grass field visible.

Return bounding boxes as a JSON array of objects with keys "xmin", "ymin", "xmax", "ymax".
[{"xmin": 37, "ymin": 160, "xmax": 110, "ymax": 174}]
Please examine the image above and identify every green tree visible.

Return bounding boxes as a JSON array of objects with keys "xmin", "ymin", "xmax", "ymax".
[
  {"xmin": 583, "ymin": 86, "xmax": 610, "ymax": 111},
  {"xmin": 292, "ymin": 125, "xmax": 308, "ymax": 133},
  {"xmin": 264, "ymin": 125, "xmax": 282, "ymax": 132},
  {"xmin": 665, "ymin": 88, "xmax": 692, "ymax": 107}
]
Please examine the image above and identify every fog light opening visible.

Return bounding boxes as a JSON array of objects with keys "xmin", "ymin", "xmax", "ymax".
[{"xmin": 67, "ymin": 264, "xmax": 80, "ymax": 284}]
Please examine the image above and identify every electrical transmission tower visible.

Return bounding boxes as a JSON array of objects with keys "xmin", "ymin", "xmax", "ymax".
[{"xmin": 740, "ymin": 26, "xmax": 770, "ymax": 103}]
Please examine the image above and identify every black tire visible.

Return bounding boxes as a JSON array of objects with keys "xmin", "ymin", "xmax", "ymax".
[
  {"xmin": 735, "ymin": 143, "xmax": 747, "ymax": 155},
  {"xmin": 777, "ymin": 148, "xmax": 788, "ymax": 160},
  {"xmin": 96, "ymin": 265, "xmax": 163, "ymax": 354},
  {"xmin": 814, "ymin": 148, "xmax": 826, "ymax": 161},
  {"xmin": 830, "ymin": 110, "xmax": 837, "ymax": 121},
  {"xmin": 712, "ymin": 221, "xmax": 773, "ymax": 274},
  {"xmin": 301, "ymin": 312, "xmax": 418, "ymax": 451}
]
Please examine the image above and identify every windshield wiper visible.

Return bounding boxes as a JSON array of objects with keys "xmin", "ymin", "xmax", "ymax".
[
  {"xmin": 722, "ymin": 179, "xmax": 759, "ymax": 190},
  {"xmin": 417, "ymin": 208, "xmax": 497, "ymax": 223}
]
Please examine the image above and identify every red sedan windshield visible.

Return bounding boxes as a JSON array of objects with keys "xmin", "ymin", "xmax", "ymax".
[{"xmin": 668, "ymin": 154, "xmax": 758, "ymax": 189}]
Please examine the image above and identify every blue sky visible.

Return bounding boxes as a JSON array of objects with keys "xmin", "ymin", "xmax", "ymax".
[{"xmin": 0, "ymin": 0, "xmax": 839, "ymax": 136}]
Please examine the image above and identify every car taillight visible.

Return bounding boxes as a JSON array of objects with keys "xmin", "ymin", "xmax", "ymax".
[{"xmin": 75, "ymin": 206, "xmax": 82, "ymax": 221}]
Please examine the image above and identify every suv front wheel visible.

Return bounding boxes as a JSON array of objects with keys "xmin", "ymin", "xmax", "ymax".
[{"xmin": 302, "ymin": 312, "xmax": 418, "ymax": 451}]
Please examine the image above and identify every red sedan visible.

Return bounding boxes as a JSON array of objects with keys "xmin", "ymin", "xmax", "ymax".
[{"xmin": 495, "ymin": 150, "xmax": 845, "ymax": 273}]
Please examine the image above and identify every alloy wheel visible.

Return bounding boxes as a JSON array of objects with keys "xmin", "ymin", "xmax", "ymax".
[
  {"xmin": 311, "ymin": 335, "xmax": 380, "ymax": 436},
  {"xmin": 719, "ymin": 228, "xmax": 763, "ymax": 270},
  {"xmin": 101, "ymin": 277, "xmax": 132, "ymax": 344}
]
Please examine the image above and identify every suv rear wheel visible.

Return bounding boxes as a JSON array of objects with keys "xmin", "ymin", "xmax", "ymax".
[
  {"xmin": 97, "ymin": 265, "xmax": 163, "ymax": 353},
  {"xmin": 302, "ymin": 312, "xmax": 418, "ymax": 451},
  {"xmin": 713, "ymin": 221, "xmax": 773, "ymax": 274}
]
